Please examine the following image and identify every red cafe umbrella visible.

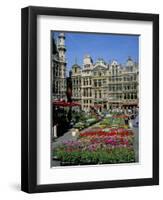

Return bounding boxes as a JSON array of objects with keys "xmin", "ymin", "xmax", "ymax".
[
  {"xmin": 53, "ymin": 100, "xmax": 81, "ymax": 107},
  {"xmin": 94, "ymin": 104, "xmax": 102, "ymax": 108}
]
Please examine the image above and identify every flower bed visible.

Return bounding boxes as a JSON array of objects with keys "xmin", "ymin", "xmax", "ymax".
[
  {"xmin": 98, "ymin": 116, "xmax": 128, "ymax": 129},
  {"xmin": 53, "ymin": 130, "xmax": 135, "ymax": 165},
  {"xmin": 79, "ymin": 128, "xmax": 133, "ymax": 137},
  {"xmin": 54, "ymin": 146, "xmax": 135, "ymax": 165},
  {"xmin": 53, "ymin": 115, "xmax": 135, "ymax": 165},
  {"xmin": 112, "ymin": 114, "xmax": 128, "ymax": 118}
]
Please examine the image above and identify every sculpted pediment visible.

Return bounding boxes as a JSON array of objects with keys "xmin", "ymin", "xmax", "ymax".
[{"xmin": 93, "ymin": 64, "xmax": 107, "ymax": 71}]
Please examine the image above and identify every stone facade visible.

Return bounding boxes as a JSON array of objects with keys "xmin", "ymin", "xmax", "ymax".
[
  {"xmin": 52, "ymin": 33, "xmax": 139, "ymax": 113},
  {"xmin": 71, "ymin": 55, "xmax": 139, "ymax": 113}
]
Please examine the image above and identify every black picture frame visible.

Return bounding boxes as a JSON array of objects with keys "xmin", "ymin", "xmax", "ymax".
[{"xmin": 21, "ymin": 6, "xmax": 159, "ymax": 193}]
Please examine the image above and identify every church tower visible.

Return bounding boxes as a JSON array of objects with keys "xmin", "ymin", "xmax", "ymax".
[
  {"xmin": 57, "ymin": 33, "xmax": 67, "ymax": 99},
  {"xmin": 58, "ymin": 33, "xmax": 66, "ymax": 78}
]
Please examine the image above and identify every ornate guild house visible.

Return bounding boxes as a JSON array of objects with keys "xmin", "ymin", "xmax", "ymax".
[{"xmin": 52, "ymin": 33, "xmax": 139, "ymax": 113}]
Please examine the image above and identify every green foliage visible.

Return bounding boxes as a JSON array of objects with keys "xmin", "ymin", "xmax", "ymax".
[
  {"xmin": 74, "ymin": 117, "xmax": 97, "ymax": 130},
  {"xmin": 112, "ymin": 118, "xmax": 125, "ymax": 126},
  {"xmin": 99, "ymin": 117, "xmax": 126, "ymax": 128},
  {"xmin": 74, "ymin": 122, "xmax": 85, "ymax": 130},
  {"xmin": 100, "ymin": 117, "xmax": 112, "ymax": 126}
]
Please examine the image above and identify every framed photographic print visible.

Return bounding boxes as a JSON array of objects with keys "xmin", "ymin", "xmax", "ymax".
[{"xmin": 21, "ymin": 6, "xmax": 159, "ymax": 193}]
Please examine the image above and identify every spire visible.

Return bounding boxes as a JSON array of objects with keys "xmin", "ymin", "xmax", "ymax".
[
  {"xmin": 58, "ymin": 32, "xmax": 65, "ymax": 38},
  {"xmin": 57, "ymin": 32, "xmax": 66, "ymax": 52},
  {"xmin": 75, "ymin": 57, "xmax": 77, "ymax": 64}
]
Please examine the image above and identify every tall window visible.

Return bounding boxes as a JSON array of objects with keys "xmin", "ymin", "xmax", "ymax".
[
  {"xmin": 99, "ymin": 91, "xmax": 101, "ymax": 98},
  {"xmin": 90, "ymin": 89, "xmax": 92, "ymax": 97},
  {"xmin": 94, "ymin": 80, "xmax": 97, "ymax": 87},
  {"xmin": 95, "ymin": 91, "xmax": 97, "ymax": 98},
  {"xmin": 99, "ymin": 80, "xmax": 101, "ymax": 87}
]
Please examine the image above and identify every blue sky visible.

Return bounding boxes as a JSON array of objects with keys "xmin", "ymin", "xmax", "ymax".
[{"xmin": 52, "ymin": 31, "xmax": 139, "ymax": 71}]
